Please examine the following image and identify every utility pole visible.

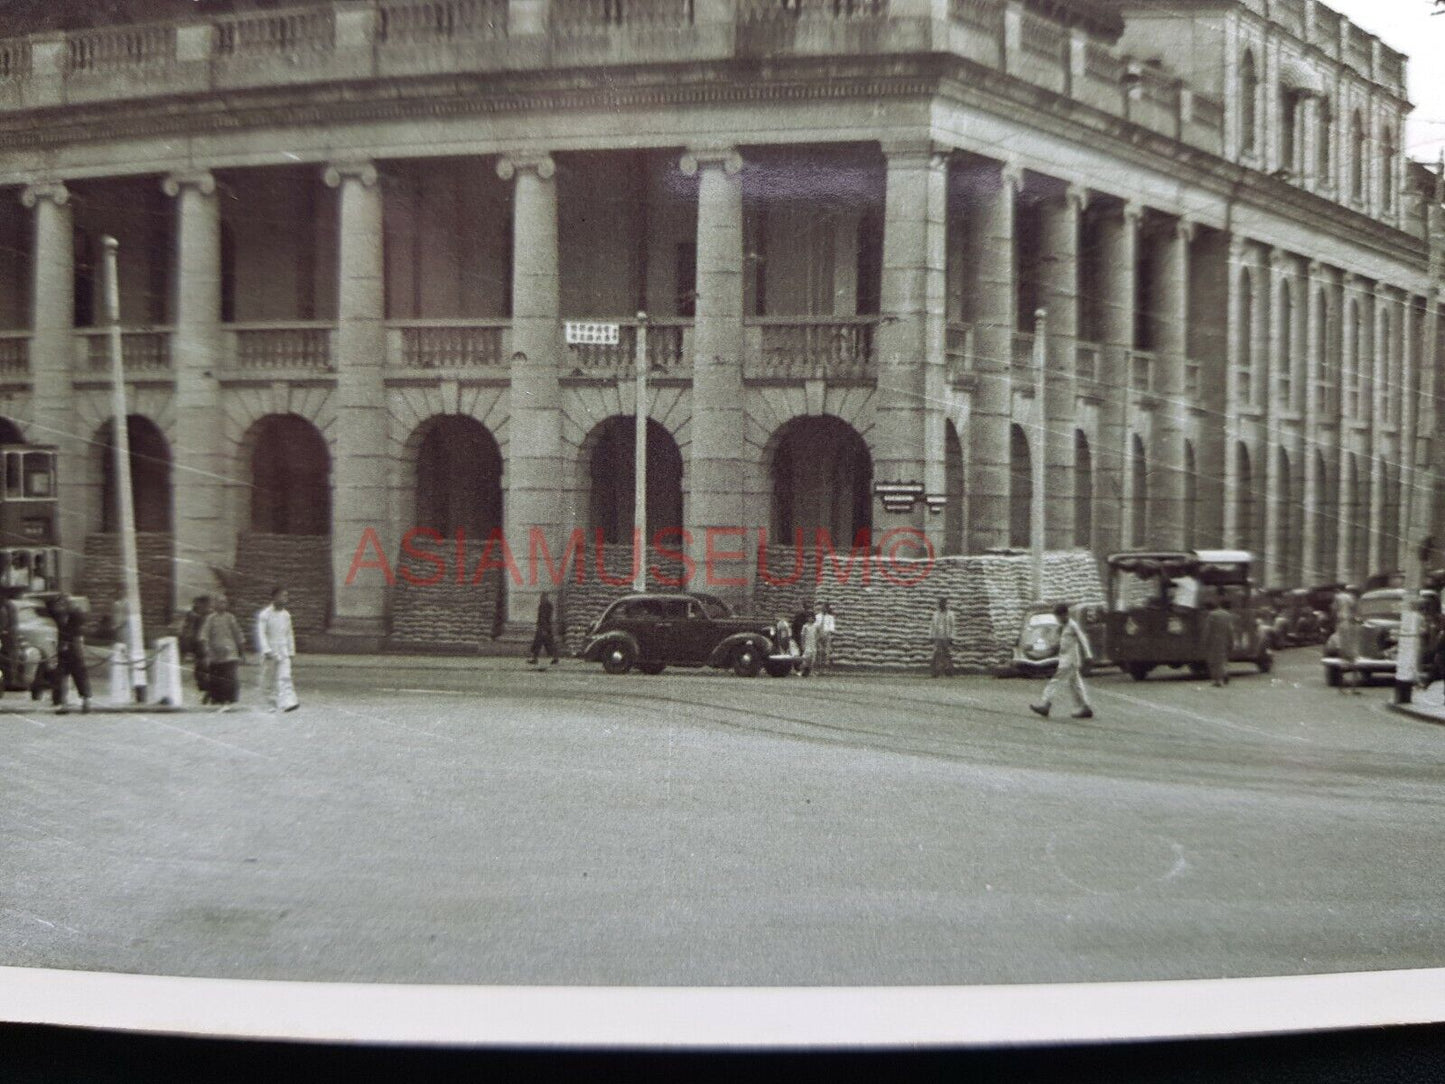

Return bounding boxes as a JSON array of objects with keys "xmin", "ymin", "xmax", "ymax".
[
  {"xmin": 633, "ymin": 312, "xmax": 649, "ymax": 593},
  {"xmin": 1031, "ymin": 307, "xmax": 1048, "ymax": 601},
  {"xmin": 102, "ymin": 236, "xmax": 147, "ymax": 702}
]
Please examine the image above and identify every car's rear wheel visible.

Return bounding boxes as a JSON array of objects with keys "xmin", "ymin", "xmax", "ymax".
[
  {"xmin": 1187, "ymin": 661, "xmax": 1207, "ymax": 678},
  {"xmin": 638, "ymin": 662, "xmax": 665, "ymax": 676},
  {"xmin": 1324, "ymin": 663, "xmax": 1341, "ymax": 687},
  {"xmin": 764, "ymin": 659, "xmax": 793, "ymax": 678},
  {"xmin": 601, "ymin": 642, "xmax": 636, "ymax": 675},
  {"xmin": 1256, "ymin": 648, "xmax": 1273, "ymax": 674},
  {"xmin": 1128, "ymin": 663, "xmax": 1153, "ymax": 682},
  {"xmin": 732, "ymin": 643, "xmax": 763, "ymax": 678}
]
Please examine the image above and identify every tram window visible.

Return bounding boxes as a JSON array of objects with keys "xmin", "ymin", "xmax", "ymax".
[
  {"xmin": 23, "ymin": 453, "xmax": 52, "ymax": 498},
  {"xmin": 4, "ymin": 452, "xmax": 19, "ymax": 499}
]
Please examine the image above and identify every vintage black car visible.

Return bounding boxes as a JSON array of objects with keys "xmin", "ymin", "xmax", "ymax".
[
  {"xmin": 581, "ymin": 592, "xmax": 778, "ymax": 677},
  {"xmin": 1, "ymin": 590, "xmax": 62, "ymax": 691}
]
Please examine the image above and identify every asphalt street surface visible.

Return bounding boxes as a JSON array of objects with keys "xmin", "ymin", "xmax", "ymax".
[{"xmin": 2, "ymin": 649, "xmax": 1442, "ymax": 986}]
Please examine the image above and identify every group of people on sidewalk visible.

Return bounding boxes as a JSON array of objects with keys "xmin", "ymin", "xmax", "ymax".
[
  {"xmin": 178, "ymin": 586, "xmax": 300, "ymax": 713},
  {"xmin": 779, "ymin": 602, "xmax": 837, "ymax": 676}
]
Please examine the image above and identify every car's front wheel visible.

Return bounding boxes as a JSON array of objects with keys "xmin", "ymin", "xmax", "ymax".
[
  {"xmin": 1128, "ymin": 663, "xmax": 1153, "ymax": 682},
  {"xmin": 732, "ymin": 643, "xmax": 763, "ymax": 678},
  {"xmin": 1324, "ymin": 663, "xmax": 1341, "ymax": 687},
  {"xmin": 638, "ymin": 662, "xmax": 665, "ymax": 676},
  {"xmin": 601, "ymin": 642, "xmax": 636, "ymax": 675},
  {"xmin": 764, "ymin": 659, "xmax": 793, "ymax": 678}
]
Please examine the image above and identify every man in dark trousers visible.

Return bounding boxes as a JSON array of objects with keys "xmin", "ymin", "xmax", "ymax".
[
  {"xmin": 1202, "ymin": 598, "xmax": 1235, "ymax": 687},
  {"xmin": 51, "ymin": 593, "xmax": 91, "ymax": 714},
  {"xmin": 528, "ymin": 591, "xmax": 560, "ymax": 666}
]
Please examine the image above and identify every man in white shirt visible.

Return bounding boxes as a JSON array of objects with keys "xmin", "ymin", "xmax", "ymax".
[
  {"xmin": 929, "ymin": 596, "xmax": 956, "ymax": 678},
  {"xmin": 256, "ymin": 586, "xmax": 299, "ymax": 713}
]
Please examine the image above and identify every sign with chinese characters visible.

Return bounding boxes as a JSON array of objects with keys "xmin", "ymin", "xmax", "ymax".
[
  {"xmin": 564, "ymin": 322, "xmax": 620, "ymax": 346},
  {"xmin": 874, "ymin": 480, "xmax": 925, "ymax": 514}
]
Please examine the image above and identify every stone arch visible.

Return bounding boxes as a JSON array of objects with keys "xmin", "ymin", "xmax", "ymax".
[
  {"xmin": 408, "ymin": 414, "xmax": 503, "ymax": 539},
  {"xmin": 1343, "ymin": 451, "xmax": 1363, "ymax": 580},
  {"xmin": 1276, "ymin": 445, "xmax": 1295, "ymax": 585},
  {"xmin": 1183, "ymin": 439, "xmax": 1197, "ymax": 550},
  {"xmin": 1009, "ymin": 423, "xmax": 1031, "ymax": 549},
  {"xmin": 768, "ymin": 414, "xmax": 872, "ymax": 546},
  {"xmin": 944, "ymin": 419, "xmax": 964, "ymax": 556},
  {"xmin": 1073, "ymin": 429, "xmax": 1092, "ymax": 549},
  {"xmin": 1129, "ymin": 433, "xmax": 1148, "ymax": 548},
  {"xmin": 243, "ymin": 413, "xmax": 331, "ymax": 536},
  {"xmin": 97, "ymin": 414, "xmax": 172, "ymax": 534},
  {"xmin": 1350, "ymin": 109, "xmax": 1366, "ymax": 201},
  {"xmin": 1314, "ymin": 449, "xmax": 1335, "ymax": 579},
  {"xmin": 1240, "ymin": 49, "xmax": 1259, "ymax": 156},
  {"xmin": 582, "ymin": 415, "xmax": 685, "ymax": 545},
  {"xmin": 0, "ymin": 417, "xmax": 24, "ymax": 444},
  {"xmin": 1238, "ymin": 267, "xmax": 1254, "ymax": 402}
]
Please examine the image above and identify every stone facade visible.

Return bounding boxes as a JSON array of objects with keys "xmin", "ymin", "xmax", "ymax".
[{"xmin": 0, "ymin": 0, "xmax": 1434, "ymax": 658}]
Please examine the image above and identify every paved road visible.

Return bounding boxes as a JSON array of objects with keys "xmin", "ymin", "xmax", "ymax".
[{"xmin": 2, "ymin": 649, "xmax": 1442, "ymax": 986}]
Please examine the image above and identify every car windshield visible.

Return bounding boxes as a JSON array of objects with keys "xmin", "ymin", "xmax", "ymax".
[
  {"xmin": 1027, "ymin": 613, "xmax": 1058, "ymax": 627},
  {"xmin": 696, "ymin": 596, "xmax": 731, "ymax": 620},
  {"xmin": 1359, "ymin": 596, "xmax": 1402, "ymax": 620}
]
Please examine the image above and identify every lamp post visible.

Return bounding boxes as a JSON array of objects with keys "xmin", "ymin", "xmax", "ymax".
[
  {"xmin": 633, "ymin": 312, "xmax": 648, "ymax": 593},
  {"xmin": 102, "ymin": 236, "xmax": 147, "ymax": 702},
  {"xmin": 1031, "ymin": 307, "xmax": 1048, "ymax": 602}
]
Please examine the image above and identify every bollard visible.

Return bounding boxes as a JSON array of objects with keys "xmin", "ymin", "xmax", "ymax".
[
  {"xmin": 152, "ymin": 636, "xmax": 182, "ymax": 708},
  {"xmin": 108, "ymin": 643, "xmax": 129, "ymax": 705}
]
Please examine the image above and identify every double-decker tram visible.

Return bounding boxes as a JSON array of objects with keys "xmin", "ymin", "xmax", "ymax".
[{"xmin": 0, "ymin": 444, "xmax": 62, "ymax": 690}]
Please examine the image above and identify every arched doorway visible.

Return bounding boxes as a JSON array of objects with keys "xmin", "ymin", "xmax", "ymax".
[
  {"xmin": 1276, "ymin": 446, "xmax": 1294, "ymax": 585},
  {"xmin": 770, "ymin": 416, "xmax": 872, "ymax": 546},
  {"xmin": 248, "ymin": 414, "xmax": 331, "ymax": 535},
  {"xmin": 234, "ymin": 414, "xmax": 332, "ymax": 634},
  {"xmin": 1314, "ymin": 450, "xmax": 1334, "ymax": 580},
  {"xmin": 415, "ymin": 416, "xmax": 503, "ymax": 538},
  {"xmin": 1236, "ymin": 442, "xmax": 1254, "ymax": 552},
  {"xmin": 1129, "ymin": 434, "xmax": 1148, "ymax": 548},
  {"xmin": 944, "ymin": 421, "xmax": 964, "ymax": 556},
  {"xmin": 1074, "ymin": 430, "xmax": 1092, "ymax": 549},
  {"xmin": 99, "ymin": 415, "xmax": 171, "ymax": 534},
  {"xmin": 1009, "ymin": 424, "xmax": 1031, "ymax": 549},
  {"xmin": 87, "ymin": 415, "xmax": 173, "ymax": 634},
  {"xmin": 587, "ymin": 417, "xmax": 685, "ymax": 545},
  {"xmin": 1183, "ymin": 440, "xmax": 1197, "ymax": 550}
]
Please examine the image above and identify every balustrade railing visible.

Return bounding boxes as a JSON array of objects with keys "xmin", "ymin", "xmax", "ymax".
[
  {"xmin": 78, "ymin": 329, "xmax": 173, "ymax": 373},
  {"xmin": 566, "ymin": 319, "xmax": 690, "ymax": 375},
  {"xmin": 1129, "ymin": 349, "xmax": 1155, "ymax": 395},
  {"xmin": 1084, "ymin": 40, "xmax": 1123, "ymax": 83},
  {"xmin": 0, "ymin": 39, "xmax": 31, "ymax": 80},
  {"xmin": 553, "ymin": 0, "xmax": 696, "ymax": 32},
  {"xmin": 392, "ymin": 320, "xmax": 509, "ymax": 368},
  {"xmin": 228, "ymin": 323, "xmax": 333, "ymax": 370},
  {"xmin": 0, "ymin": 332, "xmax": 29, "ymax": 377},
  {"xmin": 1345, "ymin": 34, "xmax": 1372, "ymax": 75},
  {"xmin": 1274, "ymin": 0, "xmax": 1305, "ymax": 37},
  {"xmin": 66, "ymin": 26, "xmax": 176, "ymax": 73},
  {"xmin": 379, "ymin": 0, "xmax": 509, "ymax": 43},
  {"xmin": 1020, "ymin": 11, "xmax": 1064, "ymax": 60},
  {"xmin": 1136, "ymin": 65, "xmax": 1178, "ymax": 109},
  {"xmin": 1011, "ymin": 331, "xmax": 1035, "ymax": 375},
  {"xmin": 950, "ymin": 0, "xmax": 1002, "ymax": 32},
  {"xmin": 945, "ymin": 321, "xmax": 975, "ymax": 383},
  {"xmin": 1076, "ymin": 341, "xmax": 1100, "ymax": 383},
  {"xmin": 215, "ymin": 8, "xmax": 337, "ymax": 56},
  {"xmin": 1192, "ymin": 94, "xmax": 1224, "ymax": 132},
  {"xmin": 1310, "ymin": 6, "xmax": 1341, "ymax": 51},
  {"xmin": 745, "ymin": 317, "xmax": 877, "ymax": 380}
]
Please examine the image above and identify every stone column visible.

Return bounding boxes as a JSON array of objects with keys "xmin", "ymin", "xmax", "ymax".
[
  {"xmin": 1337, "ymin": 274, "xmax": 1358, "ymax": 582},
  {"xmin": 1301, "ymin": 260, "xmax": 1324, "ymax": 582},
  {"xmin": 497, "ymin": 152, "xmax": 564, "ymax": 620},
  {"xmin": 1039, "ymin": 185, "xmax": 1084, "ymax": 550},
  {"xmin": 1223, "ymin": 236, "xmax": 1247, "ymax": 547},
  {"xmin": 1262, "ymin": 250, "xmax": 1286, "ymax": 586},
  {"xmin": 1368, "ymin": 283, "xmax": 1387, "ymax": 574},
  {"xmin": 20, "ymin": 182, "xmax": 78, "ymax": 586},
  {"xmin": 876, "ymin": 143, "xmax": 948, "ymax": 550},
  {"xmin": 324, "ymin": 161, "xmax": 388, "ymax": 639},
  {"xmin": 1150, "ymin": 216, "xmax": 1192, "ymax": 550},
  {"xmin": 966, "ymin": 162, "xmax": 1020, "ymax": 554},
  {"xmin": 1397, "ymin": 293, "xmax": 1418, "ymax": 571},
  {"xmin": 163, "ymin": 170, "xmax": 223, "ymax": 609},
  {"xmin": 1096, "ymin": 202, "xmax": 1139, "ymax": 560},
  {"xmin": 681, "ymin": 146, "xmax": 746, "ymax": 597}
]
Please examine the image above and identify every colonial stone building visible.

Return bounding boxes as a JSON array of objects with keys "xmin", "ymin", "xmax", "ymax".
[{"xmin": 0, "ymin": 0, "xmax": 1435, "ymax": 645}]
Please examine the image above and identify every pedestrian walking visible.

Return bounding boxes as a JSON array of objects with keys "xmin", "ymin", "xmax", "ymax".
[
  {"xmin": 179, "ymin": 595, "xmax": 212, "ymax": 703},
  {"xmin": 1201, "ymin": 598, "xmax": 1234, "ymax": 686},
  {"xmin": 51, "ymin": 594, "xmax": 91, "ymax": 715},
  {"xmin": 256, "ymin": 586, "xmax": 299, "ymax": 713},
  {"xmin": 815, "ymin": 602, "xmax": 837, "ymax": 673},
  {"xmin": 199, "ymin": 595, "xmax": 246, "ymax": 711},
  {"xmin": 799, "ymin": 613, "xmax": 818, "ymax": 677},
  {"xmin": 1030, "ymin": 602, "xmax": 1094, "ymax": 719},
  {"xmin": 929, "ymin": 597, "xmax": 956, "ymax": 678},
  {"xmin": 1333, "ymin": 585, "xmax": 1362, "ymax": 695},
  {"xmin": 528, "ymin": 591, "xmax": 560, "ymax": 666}
]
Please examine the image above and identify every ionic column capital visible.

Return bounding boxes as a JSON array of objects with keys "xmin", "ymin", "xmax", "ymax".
[
  {"xmin": 1306, "ymin": 258, "xmax": 1326, "ymax": 280},
  {"xmin": 880, "ymin": 139, "xmax": 950, "ymax": 171},
  {"xmin": 1062, "ymin": 184, "xmax": 1089, "ymax": 214},
  {"xmin": 999, "ymin": 160, "xmax": 1025, "ymax": 194},
  {"xmin": 1121, "ymin": 200, "xmax": 1145, "ymax": 227},
  {"xmin": 1173, "ymin": 216, "xmax": 1196, "ymax": 244},
  {"xmin": 496, "ymin": 152, "xmax": 556, "ymax": 181},
  {"xmin": 679, "ymin": 146, "xmax": 742, "ymax": 176},
  {"xmin": 21, "ymin": 181, "xmax": 69, "ymax": 209},
  {"xmin": 1227, "ymin": 234, "xmax": 1250, "ymax": 263},
  {"xmin": 161, "ymin": 170, "xmax": 216, "ymax": 198},
  {"xmin": 324, "ymin": 160, "xmax": 379, "ymax": 188}
]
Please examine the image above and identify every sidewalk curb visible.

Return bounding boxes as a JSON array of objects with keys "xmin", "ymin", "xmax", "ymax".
[{"xmin": 1386, "ymin": 702, "xmax": 1445, "ymax": 725}]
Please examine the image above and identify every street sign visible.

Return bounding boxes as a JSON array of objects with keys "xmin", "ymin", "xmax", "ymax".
[
  {"xmin": 565, "ymin": 322, "xmax": 620, "ymax": 345},
  {"xmin": 924, "ymin": 494, "xmax": 947, "ymax": 514},
  {"xmin": 875, "ymin": 480, "xmax": 924, "ymax": 514}
]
